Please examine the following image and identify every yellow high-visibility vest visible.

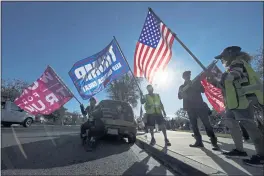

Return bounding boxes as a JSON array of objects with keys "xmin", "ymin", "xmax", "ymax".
[
  {"xmin": 225, "ymin": 60, "xmax": 263, "ymax": 109},
  {"xmin": 144, "ymin": 94, "xmax": 162, "ymax": 114}
]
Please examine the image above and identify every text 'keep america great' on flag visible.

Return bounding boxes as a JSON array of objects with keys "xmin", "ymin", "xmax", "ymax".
[{"xmin": 134, "ymin": 9, "xmax": 175, "ymax": 84}]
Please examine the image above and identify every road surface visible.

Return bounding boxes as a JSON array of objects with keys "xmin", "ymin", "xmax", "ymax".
[{"xmin": 1, "ymin": 125, "xmax": 175, "ymax": 175}]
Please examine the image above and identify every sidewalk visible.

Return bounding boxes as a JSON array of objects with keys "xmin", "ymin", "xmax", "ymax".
[{"xmin": 137, "ymin": 131, "xmax": 263, "ymax": 176}]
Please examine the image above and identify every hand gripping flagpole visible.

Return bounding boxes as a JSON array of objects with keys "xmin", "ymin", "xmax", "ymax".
[{"xmin": 148, "ymin": 8, "xmax": 207, "ymax": 71}]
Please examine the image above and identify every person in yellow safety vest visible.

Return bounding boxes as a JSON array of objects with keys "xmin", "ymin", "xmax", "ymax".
[
  {"xmin": 140, "ymin": 85, "xmax": 171, "ymax": 146},
  {"xmin": 207, "ymin": 46, "xmax": 264, "ymax": 167}
]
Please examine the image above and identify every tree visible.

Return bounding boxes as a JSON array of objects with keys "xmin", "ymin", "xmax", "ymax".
[
  {"xmin": 43, "ymin": 106, "xmax": 68, "ymax": 124},
  {"xmin": 71, "ymin": 110, "xmax": 80, "ymax": 123},
  {"xmin": 175, "ymin": 108, "xmax": 188, "ymax": 119},
  {"xmin": 173, "ymin": 108, "xmax": 190, "ymax": 129},
  {"xmin": 1, "ymin": 79, "xmax": 29, "ymax": 101},
  {"xmin": 105, "ymin": 73, "xmax": 143, "ymax": 108},
  {"xmin": 251, "ymin": 46, "xmax": 263, "ymax": 80}
]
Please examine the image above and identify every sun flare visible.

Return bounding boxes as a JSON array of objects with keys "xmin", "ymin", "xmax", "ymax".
[{"xmin": 152, "ymin": 69, "xmax": 170, "ymax": 89}]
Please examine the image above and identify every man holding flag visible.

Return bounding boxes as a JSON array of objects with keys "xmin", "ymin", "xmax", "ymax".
[
  {"xmin": 80, "ymin": 97, "xmax": 100, "ymax": 139},
  {"xmin": 178, "ymin": 71, "xmax": 219, "ymax": 150}
]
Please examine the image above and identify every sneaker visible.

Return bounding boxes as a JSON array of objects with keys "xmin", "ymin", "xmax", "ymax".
[
  {"xmin": 212, "ymin": 143, "xmax": 220, "ymax": 151},
  {"xmin": 243, "ymin": 137, "xmax": 250, "ymax": 141},
  {"xmin": 210, "ymin": 138, "xmax": 220, "ymax": 151},
  {"xmin": 243, "ymin": 138, "xmax": 252, "ymax": 143},
  {"xmin": 189, "ymin": 142, "xmax": 204, "ymax": 148},
  {"xmin": 223, "ymin": 149, "xmax": 248, "ymax": 159},
  {"xmin": 165, "ymin": 138, "xmax": 171, "ymax": 146},
  {"xmin": 243, "ymin": 155, "xmax": 264, "ymax": 168},
  {"xmin": 150, "ymin": 138, "xmax": 156, "ymax": 145}
]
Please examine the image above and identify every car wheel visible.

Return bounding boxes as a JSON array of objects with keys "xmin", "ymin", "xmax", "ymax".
[
  {"xmin": 23, "ymin": 118, "xmax": 33, "ymax": 128},
  {"xmin": 128, "ymin": 133, "xmax": 136, "ymax": 144},
  {"xmin": 3, "ymin": 123, "xmax": 12, "ymax": 127}
]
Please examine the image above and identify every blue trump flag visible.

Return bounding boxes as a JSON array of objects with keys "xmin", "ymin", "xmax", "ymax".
[{"xmin": 69, "ymin": 39, "xmax": 129, "ymax": 100}]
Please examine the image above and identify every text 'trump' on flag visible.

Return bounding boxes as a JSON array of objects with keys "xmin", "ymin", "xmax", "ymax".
[{"xmin": 134, "ymin": 9, "xmax": 175, "ymax": 83}]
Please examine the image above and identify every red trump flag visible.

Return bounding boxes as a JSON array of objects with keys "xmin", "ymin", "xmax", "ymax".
[
  {"xmin": 14, "ymin": 66, "xmax": 73, "ymax": 115},
  {"xmin": 192, "ymin": 61, "xmax": 225, "ymax": 113},
  {"xmin": 201, "ymin": 63, "xmax": 225, "ymax": 113}
]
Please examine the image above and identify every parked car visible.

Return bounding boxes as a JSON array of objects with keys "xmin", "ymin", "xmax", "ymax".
[
  {"xmin": 1, "ymin": 100, "xmax": 35, "ymax": 128},
  {"xmin": 92, "ymin": 100, "xmax": 137, "ymax": 144}
]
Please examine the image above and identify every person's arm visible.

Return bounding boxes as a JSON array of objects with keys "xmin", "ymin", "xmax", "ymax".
[
  {"xmin": 141, "ymin": 95, "xmax": 146, "ymax": 104},
  {"xmin": 178, "ymin": 85, "xmax": 184, "ymax": 100},
  {"xmin": 198, "ymin": 81, "xmax": 205, "ymax": 93},
  {"xmin": 206, "ymin": 71, "xmax": 224, "ymax": 89},
  {"xmin": 159, "ymin": 95, "xmax": 166, "ymax": 117},
  {"xmin": 80, "ymin": 104, "xmax": 87, "ymax": 116},
  {"xmin": 228, "ymin": 60, "xmax": 245, "ymax": 79}
]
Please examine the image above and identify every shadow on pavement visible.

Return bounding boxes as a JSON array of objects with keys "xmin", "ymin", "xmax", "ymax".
[
  {"xmin": 122, "ymin": 155, "xmax": 168, "ymax": 176},
  {"xmin": 1, "ymin": 134, "xmax": 131, "ymax": 170},
  {"xmin": 201, "ymin": 147, "xmax": 259, "ymax": 176},
  {"xmin": 202, "ymin": 139, "xmax": 256, "ymax": 154}
]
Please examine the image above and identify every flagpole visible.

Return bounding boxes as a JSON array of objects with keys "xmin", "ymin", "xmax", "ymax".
[
  {"xmin": 191, "ymin": 60, "xmax": 218, "ymax": 83},
  {"xmin": 148, "ymin": 7, "xmax": 207, "ymax": 71},
  {"xmin": 113, "ymin": 36, "xmax": 143, "ymax": 95},
  {"xmin": 48, "ymin": 65, "xmax": 82, "ymax": 105}
]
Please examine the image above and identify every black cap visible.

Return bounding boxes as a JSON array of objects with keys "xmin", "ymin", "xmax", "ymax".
[
  {"xmin": 89, "ymin": 97, "xmax": 96, "ymax": 102},
  {"xmin": 182, "ymin": 71, "xmax": 191, "ymax": 78},
  {"xmin": 147, "ymin": 84, "xmax": 153, "ymax": 88},
  {"xmin": 215, "ymin": 46, "xmax": 241, "ymax": 59}
]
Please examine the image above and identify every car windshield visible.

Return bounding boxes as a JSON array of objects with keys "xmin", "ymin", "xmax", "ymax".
[{"xmin": 99, "ymin": 100, "xmax": 134, "ymax": 122}]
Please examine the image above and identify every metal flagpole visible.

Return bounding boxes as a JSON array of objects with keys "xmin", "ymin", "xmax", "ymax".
[
  {"xmin": 48, "ymin": 65, "xmax": 82, "ymax": 105},
  {"xmin": 113, "ymin": 36, "xmax": 143, "ymax": 95},
  {"xmin": 148, "ymin": 7, "xmax": 207, "ymax": 71}
]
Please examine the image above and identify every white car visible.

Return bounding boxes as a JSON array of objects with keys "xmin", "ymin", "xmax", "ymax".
[{"xmin": 1, "ymin": 100, "xmax": 35, "ymax": 128}]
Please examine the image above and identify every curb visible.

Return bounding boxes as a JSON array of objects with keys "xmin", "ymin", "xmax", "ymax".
[{"xmin": 136, "ymin": 136, "xmax": 226, "ymax": 176}]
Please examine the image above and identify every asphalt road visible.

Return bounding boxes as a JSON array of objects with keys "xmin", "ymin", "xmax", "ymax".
[{"xmin": 1, "ymin": 125, "xmax": 175, "ymax": 175}]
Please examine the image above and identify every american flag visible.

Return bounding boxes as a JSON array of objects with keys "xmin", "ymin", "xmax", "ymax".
[{"xmin": 134, "ymin": 10, "xmax": 175, "ymax": 83}]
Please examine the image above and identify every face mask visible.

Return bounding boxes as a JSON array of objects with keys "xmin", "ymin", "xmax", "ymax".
[{"xmin": 221, "ymin": 59, "xmax": 228, "ymax": 68}]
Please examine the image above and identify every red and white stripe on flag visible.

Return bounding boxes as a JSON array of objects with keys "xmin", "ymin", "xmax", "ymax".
[
  {"xmin": 199, "ymin": 63, "xmax": 226, "ymax": 113},
  {"xmin": 134, "ymin": 10, "xmax": 175, "ymax": 84}
]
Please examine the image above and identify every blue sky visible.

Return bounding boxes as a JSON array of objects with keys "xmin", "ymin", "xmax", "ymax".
[{"xmin": 2, "ymin": 2, "xmax": 263, "ymax": 117}]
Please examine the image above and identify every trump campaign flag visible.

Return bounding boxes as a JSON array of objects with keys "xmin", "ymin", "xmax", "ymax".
[
  {"xmin": 69, "ymin": 39, "xmax": 129, "ymax": 100},
  {"xmin": 14, "ymin": 66, "xmax": 73, "ymax": 115},
  {"xmin": 199, "ymin": 62, "xmax": 225, "ymax": 113},
  {"xmin": 134, "ymin": 9, "xmax": 175, "ymax": 83}
]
